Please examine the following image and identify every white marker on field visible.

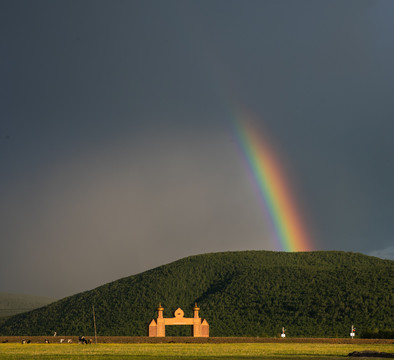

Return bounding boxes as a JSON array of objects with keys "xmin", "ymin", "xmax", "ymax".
[{"xmin": 281, "ymin": 327, "xmax": 286, "ymax": 338}]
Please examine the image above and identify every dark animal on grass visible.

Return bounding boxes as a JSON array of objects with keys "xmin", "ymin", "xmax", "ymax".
[{"xmin": 79, "ymin": 336, "xmax": 88, "ymax": 344}]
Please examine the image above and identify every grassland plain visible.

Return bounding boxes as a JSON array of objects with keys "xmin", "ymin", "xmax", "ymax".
[{"xmin": 0, "ymin": 342, "xmax": 393, "ymax": 360}]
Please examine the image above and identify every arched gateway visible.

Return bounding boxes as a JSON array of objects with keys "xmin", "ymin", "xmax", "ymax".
[{"xmin": 148, "ymin": 303, "xmax": 209, "ymax": 337}]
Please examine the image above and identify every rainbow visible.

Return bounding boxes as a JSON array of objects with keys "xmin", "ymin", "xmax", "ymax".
[{"xmin": 232, "ymin": 108, "xmax": 312, "ymax": 252}]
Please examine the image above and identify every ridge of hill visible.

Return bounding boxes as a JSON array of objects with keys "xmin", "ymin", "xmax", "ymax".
[
  {"xmin": 0, "ymin": 293, "xmax": 56, "ymax": 323},
  {"xmin": 0, "ymin": 251, "xmax": 392, "ymax": 337}
]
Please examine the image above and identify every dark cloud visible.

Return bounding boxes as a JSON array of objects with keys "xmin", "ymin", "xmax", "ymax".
[
  {"xmin": 0, "ymin": 130, "xmax": 272, "ymax": 297},
  {"xmin": 1, "ymin": 0, "xmax": 393, "ymax": 297}
]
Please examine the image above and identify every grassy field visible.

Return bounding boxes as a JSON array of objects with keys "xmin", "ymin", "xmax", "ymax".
[{"xmin": 0, "ymin": 342, "xmax": 393, "ymax": 360}]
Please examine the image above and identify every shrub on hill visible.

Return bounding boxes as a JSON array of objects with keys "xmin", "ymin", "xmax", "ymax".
[{"xmin": 360, "ymin": 329, "xmax": 394, "ymax": 339}]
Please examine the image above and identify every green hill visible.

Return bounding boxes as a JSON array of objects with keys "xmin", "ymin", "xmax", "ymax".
[
  {"xmin": 0, "ymin": 251, "xmax": 392, "ymax": 337},
  {"xmin": 0, "ymin": 293, "xmax": 56, "ymax": 324}
]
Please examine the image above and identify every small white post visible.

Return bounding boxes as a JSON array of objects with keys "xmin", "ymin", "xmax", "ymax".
[
  {"xmin": 281, "ymin": 327, "xmax": 286, "ymax": 338},
  {"xmin": 350, "ymin": 325, "xmax": 355, "ymax": 339}
]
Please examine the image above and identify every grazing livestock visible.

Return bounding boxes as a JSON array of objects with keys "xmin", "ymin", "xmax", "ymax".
[
  {"xmin": 60, "ymin": 338, "xmax": 65, "ymax": 343},
  {"xmin": 78, "ymin": 336, "xmax": 88, "ymax": 344},
  {"xmin": 67, "ymin": 339, "xmax": 72, "ymax": 343}
]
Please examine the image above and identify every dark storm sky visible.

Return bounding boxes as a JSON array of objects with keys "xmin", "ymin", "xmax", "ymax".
[{"xmin": 1, "ymin": 0, "xmax": 393, "ymax": 298}]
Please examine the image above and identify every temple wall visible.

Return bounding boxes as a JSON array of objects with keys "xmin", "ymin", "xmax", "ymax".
[{"xmin": 164, "ymin": 318, "xmax": 195, "ymax": 325}]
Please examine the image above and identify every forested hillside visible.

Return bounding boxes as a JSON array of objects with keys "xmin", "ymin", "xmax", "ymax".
[
  {"xmin": 0, "ymin": 251, "xmax": 392, "ymax": 337},
  {"xmin": 0, "ymin": 293, "xmax": 55, "ymax": 319}
]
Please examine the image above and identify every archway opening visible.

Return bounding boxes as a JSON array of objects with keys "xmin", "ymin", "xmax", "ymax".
[{"xmin": 165, "ymin": 325, "xmax": 193, "ymax": 337}]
